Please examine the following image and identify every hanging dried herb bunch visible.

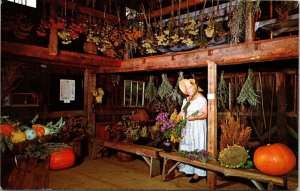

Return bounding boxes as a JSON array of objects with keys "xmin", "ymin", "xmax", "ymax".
[
  {"xmin": 228, "ymin": 0, "xmax": 246, "ymax": 44},
  {"xmin": 158, "ymin": 74, "xmax": 173, "ymax": 99},
  {"xmin": 217, "ymin": 71, "xmax": 229, "ymax": 110},
  {"xmin": 111, "ymin": 74, "xmax": 120, "ymax": 87},
  {"xmin": 145, "ymin": 75, "xmax": 158, "ymax": 102},
  {"xmin": 219, "ymin": 111, "xmax": 252, "ymax": 150},
  {"xmin": 237, "ymin": 69, "xmax": 259, "ymax": 107},
  {"xmin": 170, "ymin": 71, "xmax": 184, "ymax": 105}
]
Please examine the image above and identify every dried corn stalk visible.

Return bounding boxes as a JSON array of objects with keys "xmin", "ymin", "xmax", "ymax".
[
  {"xmin": 145, "ymin": 75, "xmax": 158, "ymax": 102},
  {"xmin": 158, "ymin": 74, "xmax": 173, "ymax": 99},
  {"xmin": 219, "ymin": 111, "xmax": 252, "ymax": 150}
]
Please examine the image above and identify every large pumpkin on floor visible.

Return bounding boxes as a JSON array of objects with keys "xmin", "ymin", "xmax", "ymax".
[
  {"xmin": 253, "ymin": 143, "xmax": 296, "ymax": 176},
  {"xmin": 50, "ymin": 147, "xmax": 75, "ymax": 170}
]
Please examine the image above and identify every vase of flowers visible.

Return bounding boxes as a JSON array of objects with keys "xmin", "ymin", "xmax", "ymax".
[{"xmin": 162, "ymin": 139, "xmax": 173, "ymax": 152}]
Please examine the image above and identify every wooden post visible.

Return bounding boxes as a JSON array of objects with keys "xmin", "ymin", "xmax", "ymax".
[
  {"xmin": 275, "ymin": 72, "xmax": 288, "ymax": 144},
  {"xmin": 49, "ymin": 0, "xmax": 58, "ymax": 56},
  {"xmin": 245, "ymin": 0, "xmax": 255, "ymax": 42},
  {"xmin": 84, "ymin": 69, "xmax": 96, "ymax": 137},
  {"xmin": 206, "ymin": 60, "xmax": 217, "ymax": 190}
]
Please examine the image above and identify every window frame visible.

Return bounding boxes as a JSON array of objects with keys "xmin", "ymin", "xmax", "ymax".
[{"xmin": 123, "ymin": 80, "xmax": 145, "ymax": 107}]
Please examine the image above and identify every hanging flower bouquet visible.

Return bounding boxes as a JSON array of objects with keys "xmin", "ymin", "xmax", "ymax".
[
  {"xmin": 92, "ymin": 87, "xmax": 104, "ymax": 104},
  {"xmin": 36, "ymin": 16, "xmax": 87, "ymax": 44}
]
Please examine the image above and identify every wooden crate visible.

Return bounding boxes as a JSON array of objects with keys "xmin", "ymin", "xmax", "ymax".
[{"xmin": 5, "ymin": 157, "xmax": 49, "ymax": 189}]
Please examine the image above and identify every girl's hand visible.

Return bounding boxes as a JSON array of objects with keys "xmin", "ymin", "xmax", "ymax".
[
  {"xmin": 178, "ymin": 111, "xmax": 184, "ymax": 117},
  {"xmin": 187, "ymin": 116, "xmax": 196, "ymax": 121}
]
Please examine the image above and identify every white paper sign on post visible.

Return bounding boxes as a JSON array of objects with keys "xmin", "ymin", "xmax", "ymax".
[{"xmin": 60, "ymin": 79, "xmax": 75, "ymax": 103}]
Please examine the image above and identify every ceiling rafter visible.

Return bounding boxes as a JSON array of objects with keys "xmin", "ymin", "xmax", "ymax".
[{"xmin": 42, "ymin": 0, "xmax": 120, "ymax": 23}]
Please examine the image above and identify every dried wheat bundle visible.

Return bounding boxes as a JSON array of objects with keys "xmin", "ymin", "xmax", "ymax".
[{"xmin": 219, "ymin": 111, "xmax": 252, "ymax": 150}]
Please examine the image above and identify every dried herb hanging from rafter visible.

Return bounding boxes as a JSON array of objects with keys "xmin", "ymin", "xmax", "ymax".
[
  {"xmin": 217, "ymin": 71, "xmax": 229, "ymax": 110},
  {"xmin": 237, "ymin": 69, "xmax": 260, "ymax": 107},
  {"xmin": 228, "ymin": 0, "xmax": 246, "ymax": 44},
  {"xmin": 171, "ymin": 71, "xmax": 184, "ymax": 105},
  {"xmin": 158, "ymin": 74, "xmax": 173, "ymax": 100},
  {"xmin": 145, "ymin": 75, "xmax": 158, "ymax": 102}
]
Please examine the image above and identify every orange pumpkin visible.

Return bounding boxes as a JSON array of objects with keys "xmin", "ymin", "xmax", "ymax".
[
  {"xmin": 254, "ymin": 143, "xmax": 296, "ymax": 176},
  {"xmin": 50, "ymin": 147, "xmax": 75, "ymax": 170},
  {"xmin": 0, "ymin": 124, "xmax": 14, "ymax": 135}
]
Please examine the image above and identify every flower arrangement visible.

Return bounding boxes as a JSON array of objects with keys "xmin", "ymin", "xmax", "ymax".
[
  {"xmin": 37, "ymin": 16, "xmax": 87, "ymax": 44},
  {"xmin": 152, "ymin": 110, "xmax": 186, "ymax": 143},
  {"xmin": 86, "ymin": 26, "xmax": 101, "ymax": 45},
  {"xmin": 55, "ymin": 116, "xmax": 89, "ymax": 142},
  {"xmin": 92, "ymin": 87, "xmax": 104, "ymax": 104},
  {"xmin": 105, "ymin": 115, "xmax": 148, "ymax": 143}
]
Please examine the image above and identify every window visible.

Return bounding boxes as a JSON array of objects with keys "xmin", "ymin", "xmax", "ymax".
[
  {"xmin": 7, "ymin": 0, "xmax": 36, "ymax": 8},
  {"xmin": 124, "ymin": 80, "xmax": 145, "ymax": 107}
]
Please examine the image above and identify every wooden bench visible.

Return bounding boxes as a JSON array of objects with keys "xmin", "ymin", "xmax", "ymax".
[
  {"xmin": 91, "ymin": 138, "xmax": 163, "ymax": 178},
  {"xmin": 159, "ymin": 151, "xmax": 287, "ymax": 190}
]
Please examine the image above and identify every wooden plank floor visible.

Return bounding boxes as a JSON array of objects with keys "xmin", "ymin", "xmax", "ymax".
[{"xmin": 49, "ymin": 154, "xmax": 258, "ymax": 190}]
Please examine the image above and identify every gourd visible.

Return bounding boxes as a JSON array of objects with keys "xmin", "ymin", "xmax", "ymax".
[
  {"xmin": 32, "ymin": 124, "xmax": 45, "ymax": 138},
  {"xmin": 50, "ymin": 147, "xmax": 75, "ymax": 170},
  {"xmin": 43, "ymin": 126, "xmax": 50, "ymax": 136},
  {"xmin": 0, "ymin": 124, "xmax": 14, "ymax": 135},
  {"xmin": 24, "ymin": 128, "xmax": 37, "ymax": 140},
  {"xmin": 11, "ymin": 131, "xmax": 26, "ymax": 143},
  {"xmin": 253, "ymin": 143, "xmax": 296, "ymax": 176}
]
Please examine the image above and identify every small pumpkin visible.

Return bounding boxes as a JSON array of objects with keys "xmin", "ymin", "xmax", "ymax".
[
  {"xmin": 254, "ymin": 143, "xmax": 296, "ymax": 176},
  {"xmin": 32, "ymin": 124, "xmax": 45, "ymax": 138},
  {"xmin": 0, "ymin": 124, "xmax": 15, "ymax": 135},
  {"xmin": 50, "ymin": 147, "xmax": 75, "ymax": 170}
]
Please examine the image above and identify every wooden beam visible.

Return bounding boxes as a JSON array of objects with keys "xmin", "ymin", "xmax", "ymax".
[
  {"xmin": 144, "ymin": 0, "xmax": 205, "ymax": 20},
  {"xmin": 275, "ymin": 72, "xmax": 288, "ymax": 143},
  {"xmin": 99, "ymin": 36, "xmax": 298, "ymax": 73},
  {"xmin": 245, "ymin": 0, "xmax": 255, "ymax": 42},
  {"xmin": 42, "ymin": 0, "xmax": 119, "ymax": 23},
  {"xmin": 49, "ymin": 0, "xmax": 58, "ymax": 56},
  {"xmin": 206, "ymin": 60, "xmax": 217, "ymax": 190},
  {"xmin": 1, "ymin": 41, "xmax": 121, "ymax": 69},
  {"xmin": 85, "ymin": 69, "xmax": 96, "ymax": 137}
]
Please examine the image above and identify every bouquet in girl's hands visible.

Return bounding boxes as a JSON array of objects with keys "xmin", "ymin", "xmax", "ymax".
[{"xmin": 152, "ymin": 109, "xmax": 187, "ymax": 143}]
